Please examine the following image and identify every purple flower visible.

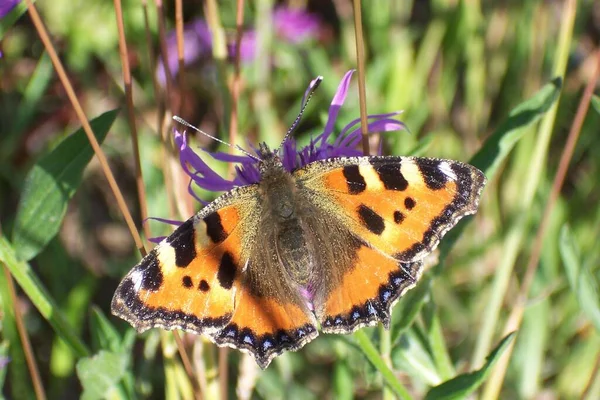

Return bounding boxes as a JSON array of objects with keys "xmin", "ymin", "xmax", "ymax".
[
  {"xmin": 173, "ymin": 70, "xmax": 406, "ymax": 202},
  {"xmin": 0, "ymin": 0, "xmax": 19, "ymax": 19},
  {"xmin": 273, "ymin": 7, "xmax": 320, "ymax": 43},
  {"xmin": 156, "ymin": 20, "xmax": 213, "ymax": 86},
  {"xmin": 157, "ymin": 7, "xmax": 322, "ymax": 85}
]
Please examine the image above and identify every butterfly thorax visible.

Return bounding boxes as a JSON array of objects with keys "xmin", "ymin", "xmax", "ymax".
[{"xmin": 257, "ymin": 147, "xmax": 315, "ymax": 287}]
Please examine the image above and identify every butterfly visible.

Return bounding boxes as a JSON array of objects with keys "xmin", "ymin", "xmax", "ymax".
[{"xmin": 111, "ymin": 127, "xmax": 486, "ymax": 368}]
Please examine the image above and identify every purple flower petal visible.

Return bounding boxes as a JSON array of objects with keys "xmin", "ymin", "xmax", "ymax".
[
  {"xmin": 205, "ymin": 149, "xmax": 255, "ymax": 164},
  {"xmin": 174, "ymin": 130, "xmax": 235, "ymax": 191},
  {"xmin": 149, "ymin": 236, "xmax": 167, "ymax": 244},
  {"xmin": 338, "ymin": 111, "xmax": 404, "ymax": 138},
  {"xmin": 0, "ymin": 0, "xmax": 19, "ymax": 19},
  {"xmin": 320, "ymin": 70, "xmax": 355, "ymax": 144}
]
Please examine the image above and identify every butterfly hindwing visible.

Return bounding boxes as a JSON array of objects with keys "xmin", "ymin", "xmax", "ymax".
[
  {"xmin": 317, "ymin": 241, "xmax": 422, "ymax": 334},
  {"xmin": 210, "ymin": 288, "xmax": 318, "ymax": 368}
]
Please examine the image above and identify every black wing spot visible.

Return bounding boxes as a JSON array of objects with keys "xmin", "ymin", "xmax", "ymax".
[
  {"xmin": 198, "ymin": 279, "xmax": 210, "ymax": 292},
  {"xmin": 372, "ymin": 162, "xmax": 408, "ymax": 191},
  {"xmin": 393, "ymin": 210, "xmax": 405, "ymax": 224},
  {"xmin": 167, "ymin": 219, "xmax": 196, "ymax": 267},
  {"xmin": 416, "ymin": 159, "xmax": 447, "ymax": 190},
  {"xmin": 204, "ymin": 212, "xmax": 227, "ymax": 243},
  {"xmin": 217, "ymin": 252, "xmax": 237, "ymax": 289},
  {"xmin": 358, "ymin": 204, "xmax": 385, "ymax": 235},
  {"xmin": 182, "ymin": 276, "xmax": 193, "ymax": 288},
  {"xmin": 342, "ymin": 165, "xmax": 366, "ymax": 194},
  {"xmin": 404, "ymin": 197, "xmax": 416, "ymax": 210},
  {"xmin": 140, "ymin": 251, "xmax": 164, "ymax": 291}
]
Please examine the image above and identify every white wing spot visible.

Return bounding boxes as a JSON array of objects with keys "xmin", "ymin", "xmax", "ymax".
[
  {"xmin": 439, "ymin": 161, "xmax": 457, "ymax": 180},
  {"xmin": 131, "ymin": 269, "xmax": 144, "ymax": 292}
]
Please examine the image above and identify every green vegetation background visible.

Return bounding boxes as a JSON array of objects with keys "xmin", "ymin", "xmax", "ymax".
[{"xmin": 0, "ymin": 1, "xmax": 599, "ymax": 399}]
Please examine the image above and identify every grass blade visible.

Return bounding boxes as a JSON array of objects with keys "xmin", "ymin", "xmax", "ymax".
[
  {"xmin": 469, "ymin": 77, "xmax": 562, "ymax": 180},
  {"xmin": 424, "ymin": 333, "xmax": 515, "ymax": 400},
  {"xmin": 560, "ymin": 225, "xmax": 600, "ymax": 332},
  {"xmin": 0, "ymin": 235, "xmax": 89, "ymax": 358},
  {"xmin": 353, "ymin": 330, "xmax": 413, "ymax": 399},
  {"xmin": 591, "ymin": 94, "xmax": 600, "ymax": 115},
  {"xmin": 438, "ymin": 77, "xmax": 562, "ymax": 261}
]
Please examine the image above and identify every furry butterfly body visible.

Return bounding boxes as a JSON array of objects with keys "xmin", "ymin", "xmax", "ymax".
[{"xmin": 112, "ymin": 142, "xmax": 486, "ymax": 368}]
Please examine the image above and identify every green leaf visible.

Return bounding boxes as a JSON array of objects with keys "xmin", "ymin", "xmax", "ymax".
[
  {"xmin": 559, "ymin": 225, "xmax": 600, "ymax": 332},
  {"xmin": 0, "ymin": 272, "xmax": 35, "ymax": 400},
  {"xmin": 89, "ymin": 306, "xmax": 124, "ymax": 353},
  {"xmin": 76, "ymin": 351, "xmax": 128, "ymax": 400},
  {"xmin": 0, "ymin": 235, "xmax": 89, "ymax": 358},
  {"xmin": 392, "ymin": 328, "xmax": 441, "ymax": 386},
  {"xmin": 353, "ymin": 330, "xmax": 413, "ymax": 400},
  {"xmin": 424, "ymin": 333, "xmax": 515, "ymax": 400},
  {"xmin": 592, "ymin": 94, "xmax": 600, "ymax": 116},
  {"xmin": 1, "ymin": 51, "xmax": 54, "ymax": 160},
  {"xmin": 391, "ymin": 276, "xmax": 431, "ymax": 344},
  {"xmin": 12, "ymin": 109, "xmax": 119, "ymax": 261},
  {"xmin": 333, "ymin": 361, "xmax": 354, "ymax": 400},
  {"xmin": 469, "ymin": 77, "xmax": 561, "ymax": 180},
  {"xmin": 437, "ymin": 78, "xmax": 561, "ymax": 261}
]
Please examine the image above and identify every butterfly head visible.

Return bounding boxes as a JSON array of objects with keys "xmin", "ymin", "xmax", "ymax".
[{"xmin": 257, "ymin": 142, "xmax": 287, "ymax": 177}]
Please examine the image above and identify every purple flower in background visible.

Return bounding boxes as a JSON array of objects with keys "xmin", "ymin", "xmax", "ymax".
[
  {"xmin": 173, "ymin": 70, "xmax": 405, "ymax": 203},
  {"xmin": 156, "ymin": 20, "xmax": 213, "ymax": 85},
  {"xmin": 0, "ymin": 0, "xmax": 19, "ymax": 18},
  {"xmin": 273, "ymin": 7, "xmax": 320, "ymax": 43},
  {"xmin": 157, "ymin": 6, "xmax": 321, "ymax": 85}
]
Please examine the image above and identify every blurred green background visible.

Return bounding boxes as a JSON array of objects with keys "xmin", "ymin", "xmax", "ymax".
[{"xmin": 1, "ymin": 0, "xmax": 599, "ymax": 399}]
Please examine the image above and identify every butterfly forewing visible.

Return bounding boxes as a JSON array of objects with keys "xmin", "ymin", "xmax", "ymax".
[{"xmin": 295, "ymin": 156, "xmax": 486, "ymax": 262}]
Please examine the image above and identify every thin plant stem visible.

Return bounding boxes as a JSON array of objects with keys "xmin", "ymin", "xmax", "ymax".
[
  {"xmin": 113, "ymin": 0, "xmax": 151, "ymax": 241},
  {"xmin": 204, "ymin": 0, "xmax": 232, "ymax": 140},
  {"xmin": 482, "ymin": 48, "xmax": 600, "ymax": 400},
  {"xmin": 175, "ymin": 0, "xmax": 185, "ymax": 91},
  {"xmin": 352, "ymin": 0, "xmax": 370, "ymax": 156},
  {"xmin": 173, "ymin": 331, "xmax": 203, "ymax": 400},
  {"xmin": 379, "ymin": 325, "xmax": 394, "ymax": 400},
  {"xmin": 203, "ymin": 1, "xmax": 232, "ymax": 394},
  {"xmin": 217, "ymin": 0, "xmax": 247, "ymax": 396},
  {"xmin": 152, "ymin": 2, "xmax": 203, "ymax": 396},
  {"xmin": 24, "ymin": 0, "xmax": 147, "ymax": 258},
  {"xmin": 2, "ymin": 265, "xmax": 47, "ymax": 400},
  {"xmin": 230, "ymin": 0, "xmax": 245, "ymax": 153},
  {"xmin": 140, "ymin": 0, "xmax": 161, "ymax": 126},
  {"xmin": 155, "ymin": 0, "xmax": 174, "ymax": 113}
]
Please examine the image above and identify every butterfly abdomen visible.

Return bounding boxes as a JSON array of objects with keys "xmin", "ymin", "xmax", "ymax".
[{"xmin": 276, "ymin": 221, "xmax": 314, "ymax": 285}]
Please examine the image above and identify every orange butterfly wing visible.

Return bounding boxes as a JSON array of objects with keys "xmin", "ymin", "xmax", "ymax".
[
  {"xmin": 295, "ymin": 156, "xmax": 485, "ymax": 332},
  {"xmin": 111, "ymin": 198, "xmax": 248, "ymax": 334},
  {"xmin": 112, "ymin": 186, "xmax": 318, "ymax": 368}
]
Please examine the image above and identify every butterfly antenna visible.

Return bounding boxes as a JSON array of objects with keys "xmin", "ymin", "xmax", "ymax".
[
  {"xmin": 172, "ymin": 116, "xmax": 261, "ymax": 162},
  {"xmin": 278, "ymin": 76, "xmax": 323, "ymax": 149}
]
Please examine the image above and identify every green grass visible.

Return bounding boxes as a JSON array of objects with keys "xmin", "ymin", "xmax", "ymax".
[{"xmin": 1, "ymin": 1, "xmax": 599, "ymax": 399}]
